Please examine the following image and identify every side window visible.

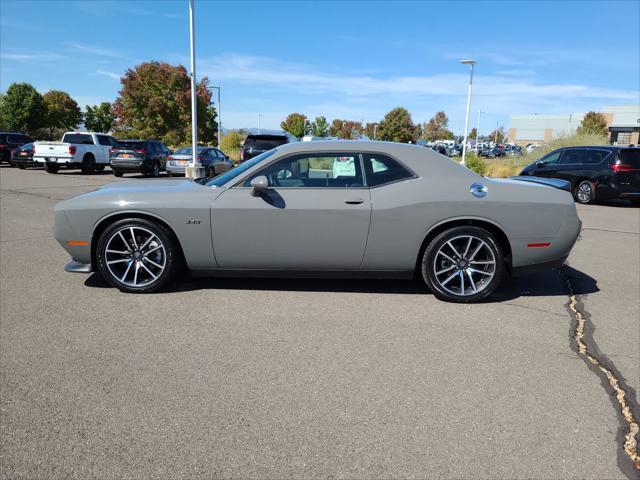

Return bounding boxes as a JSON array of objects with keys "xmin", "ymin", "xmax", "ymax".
[
  {"xmin": 109, "ymin": 136, "xmax": 119, "ymax": 147},
  {"xmin": 539, "ymin": 150, "xmax": 562, "ymax": 164},
  {"xmin": 559, "ymin": 149, "xmax": 606, "ymax": 165},
  {"xmin": 244, "ymin": 153, "xmax": 364, "ymax": 188},
  {"xmin": 363, "ymin": 153, "xmax": 414, "ymax": 186}
]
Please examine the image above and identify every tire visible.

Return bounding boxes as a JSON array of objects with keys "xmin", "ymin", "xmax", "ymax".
[
  {"xmin": 95, "ymin": 165, "xmax": 105, "ymax": 172},
  {"xmin": 44, "ymin": 163, "xmax": 59, "ymax": 174},
  {"xmin": 113, "ymin": 170, "xmax": 124, "ymax": 177},
  {"xmin": 80, "ymin": 154, "xmax": 96, "ymax": 175},
  {"xmin": 96, "ymin": 218, "xmax": 180, "ymax": 293},
  {"xmin": 151, "ymin": 162, "xmax": 160, "ymax": 178},
  {"xmin": 18, "ymin": 164, "xmax": 26, "ymax": 170},
  {"xmin": 574, "ymin": 180, "xmax": 595, "ymax": 204},
  {"xmin": 630, "ymin": 199, "xmax": 640, "ymax": 206},
  {"xmin": 421, "ymin": 226, "xmax": 505, "ymax": 303}
]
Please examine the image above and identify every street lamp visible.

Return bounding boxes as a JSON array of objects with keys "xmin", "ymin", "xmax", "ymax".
[
  {"xmin": 460, "ymin": 59, "xmax": 476, "ymax": 166},
  {"xmin": 211, "ymin": 85, "xmax": 221, "ymax": 147},
  {"xmin": 258, "ymin": 113, "xmax": 263, "ymax": 133}
]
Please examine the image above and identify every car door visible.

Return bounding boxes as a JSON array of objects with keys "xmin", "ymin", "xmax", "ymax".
[
  {"xmin": 530, "ymin": 149, "xmax": 564, "ymax": 177},
  {"xmin": 210, "ymin": 151, "xmax": 372, "ymax": 270},
  {"xmin": 156, "ymin": 142, "xmax": 168, "ymax": 169}
]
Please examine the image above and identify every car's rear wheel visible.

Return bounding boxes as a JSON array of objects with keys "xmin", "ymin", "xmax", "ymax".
[
  {"xmin": 574, "ymin": 180, "xmax": 595, "ymax": 204},
  {"xmin": 81, "ymin": 154, "xmax": 96, "ymax": 175},
  {"xmin": 17, "ymin": 164, "xmax": 26, "ymax": 170},
  {"xmin": 151, "ymin": 162, "xmax": 160, "ymax": 177},
  {"xmin": 96, "ymin": 218, "xmax": 179, "ymax": 293},
  {"xmin": 44, "ymin": 163, "xmax": 59, "ymax": 174},
  {"xmin": 421, "ymin": 226, "xmax": 504, "ymax": 303},
  {"xmin": 113, "ymin": 170, "xmax": 123, "ymax": 177}
]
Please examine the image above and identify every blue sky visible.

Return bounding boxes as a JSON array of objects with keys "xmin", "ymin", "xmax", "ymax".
[{"xmin": 1, "ymin": 0, "xmax": 638, "ymax": 134}]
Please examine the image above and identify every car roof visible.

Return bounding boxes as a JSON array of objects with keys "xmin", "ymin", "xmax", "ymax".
[{"xmin": 556, "ymin": 145, "xmax": 635, "ymax": 151}]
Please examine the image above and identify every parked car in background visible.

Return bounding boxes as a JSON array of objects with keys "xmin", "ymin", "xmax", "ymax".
[
  {"xmin": 33, "ymin": 132, "xmax": 118, "ymax": 174},
  {"xmin": 11, "ymin": 143, "xmax": 39, "ymax": 169},
  {"xmin": 166, "ymin": 147, "xmax": 233, "ymax": 177},
  {"xmin": 0, "ymin": 132, "xmax": 33, "ymax": 165},
  {"xmin": 520, "ymin": 146, "xmax": 640, "ymax": 204},
  {"xmin": 110, "ymin": 140, "xmax": 170, "ymax": 178},
  {"xmin": 240, "ymin": 133, "xmax": 298, "ymax": 162},
  {"xmin": 480, "ymin": 148, "xmax": 506, "ymax": 158},
  {"xmin": 54, "ymin": 141, "xmax": 581, "ymax": 303}
]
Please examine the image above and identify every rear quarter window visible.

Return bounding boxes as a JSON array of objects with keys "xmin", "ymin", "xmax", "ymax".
[
  {"xmin": 619, "ymin": 149, "xmax": 640, "ymax": 167},
  {"xmin": 7, "ymin": 134, "xmax": 32, "ymax": 144},
  {"xmin": 63, "ymin": 133, "xmax": 93, "ymax": 144}
]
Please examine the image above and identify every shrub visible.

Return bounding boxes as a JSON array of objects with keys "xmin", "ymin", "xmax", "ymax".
[{"xmin": 464, "ymin": 153, "xmax": 487, "ymax": 176}]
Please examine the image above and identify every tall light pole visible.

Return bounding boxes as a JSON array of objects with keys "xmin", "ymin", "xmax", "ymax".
[
  {"xmin": 373, "ymin": 123, "xmax": 378, "ymax": 140},
  {"xmin": 476, "ymin": 110, "xmax": 484, "ymax": 151},
  {"xmin": 186, "ymin": 0, "xmax": 203, "ymax": 178},
  {"xmin": 211, "ymin": 85, "xmax": 221, "ymax": 147},
  {"xmin": 460, "ymin": 59, "xmax": 476, "ymax": 166},
  {"xmin": 258, "ymin": 113, "xmax": 263, "ymax": 133}
]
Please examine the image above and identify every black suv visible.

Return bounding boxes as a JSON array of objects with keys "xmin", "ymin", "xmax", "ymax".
[
  {"xmin": 240, "ymin": 133, "xmax": 298, "ymax": 162},
  {"xmin": 520, "ymin": 146, "xmax": 640, "ymax": 204},
  {"xmin": 110, "ymin": 140, "xmax": 170, "ymax": 177},
  {"xmin": 0, "ymin": 132, "xmax": 33, "ymax": 165}
]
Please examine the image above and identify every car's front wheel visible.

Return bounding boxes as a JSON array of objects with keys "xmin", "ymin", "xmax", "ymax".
[
  {"xmin": 421, "ymin": 226, "xmax": 504, "ymax": 303},
  {"xmin": 574, "ymin": 180, "xmax": 595, "ymax": 204},
  {"xmin": 96, "ymin": 218, "xmax": 180, "ymax": 293}
]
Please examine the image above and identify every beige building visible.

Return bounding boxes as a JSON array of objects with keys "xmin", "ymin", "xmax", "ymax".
[{"xmin": 508, "ymin": 104, "xmax": 640, "ymax": 146}]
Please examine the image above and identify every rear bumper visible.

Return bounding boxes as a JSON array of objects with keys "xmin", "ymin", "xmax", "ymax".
[
  {"xmin": 111, "ymin": 160, "xmax": 148, "ymax": 172},
  {"xmin": 11, "ymin": 157, "xmax": 39, "ymax": 167},
  {"xmin": 166, "ymin": 164, "xmax": 187, "ymax": 174},
  {"xmin": 510, "ymin": 256, "xmax": 567, "ymax": 277}
]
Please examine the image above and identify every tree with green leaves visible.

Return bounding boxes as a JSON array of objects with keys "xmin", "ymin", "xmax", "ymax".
[
  {"xmin": 84, "ymin": 102, "xmax": 115, "ymax": 133},
  {"xmin": 376, "ymin": 107, "xmax": 416, "ymax": 143},
  {"xmin": 329, "ymin": 119, "xmax": 363, "ymax": 139},
  {"xmin": 42, "ymin": 90, "xmax": 82, "ymax": 140},
  {"xmin": 0, "ymin": 82, "xmax": 46, "ymax": 135},
  {"xmin": 280, "ymin": 113, "xmax": 308, "ymax": 138},
  {"xmin": 423, "ymin": 111, "xmax": 454, "ymax": 141},
  {"xmin": 311, "ymin": 116, "xmax": 329, "ymax": 137},
  {"xmin": 112, "ymin": 62, "xmax": 217, "ymax": 146},
  {"xmin": 578, "ymin": 111, "xmax": 608, "ymax": 136}
]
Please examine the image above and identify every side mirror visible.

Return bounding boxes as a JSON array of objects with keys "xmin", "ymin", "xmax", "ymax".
[
  {"xmin": 250, "ymin": 175, "xmax": 269, "ymax": 196},
  {"xmin": 536, "ymin": 161, "xmax": 545, "ymax": 167}
]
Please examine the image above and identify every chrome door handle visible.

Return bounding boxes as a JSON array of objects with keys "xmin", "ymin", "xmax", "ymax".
[{"xmin": 345, "ymin": 198, "xmax": 365, "ymax": 204}]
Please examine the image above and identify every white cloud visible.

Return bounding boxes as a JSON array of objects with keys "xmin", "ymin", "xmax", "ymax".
[
  {"xmin": 95, "ymin": 70, "xmax": 122, "ymax": 81},
  {"xmin": 67, "ymin": 42, "xmax": 122, "ymax": 58},
  {"xmin": 200, "ymin": 53, "xmax": 638, "ymax": 131}
]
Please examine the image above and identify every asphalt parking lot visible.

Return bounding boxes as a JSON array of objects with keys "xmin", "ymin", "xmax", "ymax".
[{"xmin": 1, "ymin": 166, "xmax": 639, "ymax": 479}]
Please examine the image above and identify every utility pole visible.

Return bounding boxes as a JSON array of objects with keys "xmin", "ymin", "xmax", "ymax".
[
  {"xmin": 211, "ymin": 86, "xmax": 221, "ymax": 147},
  {"xmin": 460, "ymin": 59, "xmax": 476, "ymax": 166},
  {"xmin": 476, "ymin": 110, "xmax": 484, "ymax": 151},
  {"xmin": 258, "ymin": 113, "xmax": 262, "ymax": 134},
  {"xmin": 186, "ymin": 0, "xmax": 204, "ymax": 178}
]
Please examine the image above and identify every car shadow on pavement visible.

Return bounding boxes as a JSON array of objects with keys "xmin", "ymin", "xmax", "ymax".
[{"xmin": 84, "ymin": 265, "xmax": 598, "ymax": 300}]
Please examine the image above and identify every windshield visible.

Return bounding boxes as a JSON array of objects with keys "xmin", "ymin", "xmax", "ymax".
[{"xmin": 205, "ymin": 149, "xmax": 276, "ymax": 187}]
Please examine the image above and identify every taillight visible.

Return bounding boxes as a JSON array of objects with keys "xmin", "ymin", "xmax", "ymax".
[
  {"xmin": 69, "ymin": 146, "xmax": 77, "ymax": 155},
  {"xmin": 167, "ymin": 156, "xmax": 174, "ymax": 161},
  {"xmin": 196, "ymin": 156, "xmax": 203, "ymax": 161},
  {"xmin": 611, "ymin": 163, "xmax": 639, "ymax": 172},
  {"xmin": 135, "ymin": 149, "xmax": 146, "ymax": 156}
]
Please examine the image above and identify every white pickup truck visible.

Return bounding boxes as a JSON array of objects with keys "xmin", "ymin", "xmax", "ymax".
[{"xmin": 33, "ymin": 132, "xmax": 119, "ymax": 174}]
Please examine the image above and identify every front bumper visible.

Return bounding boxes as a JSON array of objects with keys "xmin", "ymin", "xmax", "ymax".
[{"xmin": 65, "ymin": 260, "xmax": 92, "ymax": 273}]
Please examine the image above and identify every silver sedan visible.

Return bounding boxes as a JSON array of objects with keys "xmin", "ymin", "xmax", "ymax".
[{"xmin": 54, "ymin": 141, "xmax": 581, "ymax": 302}]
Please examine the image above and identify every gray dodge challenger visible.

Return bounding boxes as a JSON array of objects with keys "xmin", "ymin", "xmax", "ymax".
[{"xmin": 54, "ymin": 141, "xmax": 581, "ymax": 302}]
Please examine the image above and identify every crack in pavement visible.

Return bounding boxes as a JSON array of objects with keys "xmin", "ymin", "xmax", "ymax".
[
  {"xmin": 582, "ymin": 228, "xmax": 640, "ymax": 236},
  {"xmin": 560, "ymin": 267, "xmax": 640, "ymax": 477}
]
